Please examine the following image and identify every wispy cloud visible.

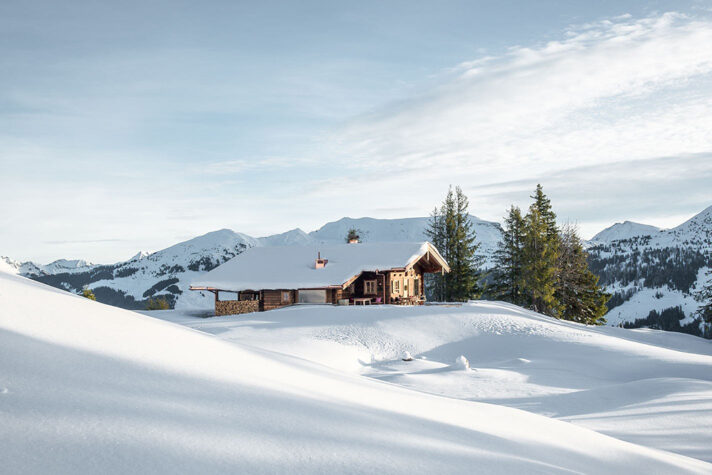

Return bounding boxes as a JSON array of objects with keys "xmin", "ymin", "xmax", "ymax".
[
  {"xmin": 3, "ymin": 9, "xmax": 711, "ymax": 262},
  {"xmin": 330, "ymin": 12, "xmax": 712, "ymax": 180}
]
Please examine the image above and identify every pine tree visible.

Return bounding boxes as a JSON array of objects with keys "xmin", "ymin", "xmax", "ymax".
[
  {"xmin": 81, "ymin": 287, "xmax": 96, "ymax": 301},
  {"xmin": 425, "ymin": 205, "xmax": 447, "ymax": 301},
  {"xmin": 555, "ymin": 224, "xmax": 609, "ymax": 325},
  {"xmin": 448, "ymin": 186, "xmax": 483, "ymax": 300},
  {"xmin": 146, "ymin": 297, "xmax": 170, "ymax": 310},
  {"xmin": 522, "ymin": 207, "xmax": 560, "ymax": 315},
  {"xmin": 521, "ymin": 186, "xmax": 560, "ymax": 316},
  {"xmin": 531, "ymin": 184, "xmax": 558, "ymax": 240},
  {"xmin": 345, "ymin": 228, "xmax": 362, "ymax": 243},
  {"xmin": 493, "ymin": 205, "xmax": 526, "ymax": 304},
  {"xmin": 694, "ymin": 271, "xmax": 712, "ymax": 338},
  {"xmin": 425, "ymin": 186, "xmax": 482, "ymax": 302}
]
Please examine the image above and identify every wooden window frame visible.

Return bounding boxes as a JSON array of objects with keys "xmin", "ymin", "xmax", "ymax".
[
  {"xmin": 364, "ymin": 280, "xmax": 377, "ymax": 295},
  {"xmin": 392, "ymin": 280, "xmax": 400, "ymax": 293},
  {"xmin": 281, "ymin": 291, "xmax": 290, "ymax": 303}
]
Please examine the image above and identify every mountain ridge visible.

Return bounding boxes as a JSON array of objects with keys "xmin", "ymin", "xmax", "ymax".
[{"xmin": 3, "ymin": 206, "xmax": 711, "ymax": 337}]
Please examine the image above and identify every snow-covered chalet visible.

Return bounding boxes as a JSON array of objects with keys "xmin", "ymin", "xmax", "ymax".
[{"xmin": 190, "ymin": 241, "xmax": 450, "ymax": 316}]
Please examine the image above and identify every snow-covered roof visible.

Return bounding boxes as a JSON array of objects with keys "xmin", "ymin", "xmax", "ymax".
[{"xmin": 191, "ymin": 241, "xmax": 448, "ymax": 291}]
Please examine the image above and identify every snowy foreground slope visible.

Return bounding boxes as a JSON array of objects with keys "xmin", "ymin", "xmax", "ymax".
[
  {"xmin": 153, "ymin": 303, "xmax": 712, "ymax": 466},
  {"xmin": 2, "ymin": 273, "xmax": 711, "ymax": 474}
]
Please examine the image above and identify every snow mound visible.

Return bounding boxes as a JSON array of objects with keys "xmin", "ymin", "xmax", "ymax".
[
  {"xmin": 453, "ymin": 355, "xmax": 471, "ymax": 370},
  {"xmin": 3, "ymin": 272, "xmax": 710, "ymax": 473},
  {"xmin": 155, "ymin": 301, "xmax": 712, "ymax": 465}
]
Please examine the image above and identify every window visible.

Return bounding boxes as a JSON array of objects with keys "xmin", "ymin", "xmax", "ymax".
[
  {"xmin": 392, "ymin": 280, "xmax": 400, "ymax": 293},
  {"xmin": 298, "ymin": 289, "xmax": 327, "ymax": 304},
  {"xmin": 364, "ymin": 280, "xmax": 377, "ymax": 295},
  {"xmin": 282, "ymin": 291, "xmax": 290, "ymax": 303}
]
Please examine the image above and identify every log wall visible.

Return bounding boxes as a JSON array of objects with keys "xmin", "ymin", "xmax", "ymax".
[{"xmin": 215, "ymin": 300, "xmax": 259, "ymax": 316}]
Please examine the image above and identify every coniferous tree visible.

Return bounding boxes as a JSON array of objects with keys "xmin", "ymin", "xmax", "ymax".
[
  {"xmin": 695, "ymin": 271, "xmax": 712, "ymax": 338},
  {"xmin": 425, "ymin": 205, "xmax": 447, "ymax": 301},
  {"xmin": 522, "ymin": 204, "xmax": 560, "ymax": 315},
  {"xmin": 556, "ymin": 224, "xmax": 609, "ymax": 325},
  {"xmin": 493, "ymin": 185, "xmax": 611, "ymax": 323},
  {"xmin": 425, "ymin": 186, "xmax": 482, "ymax": 302},
  {"xmin": 531, "ymin": 184, "xmax": 558, "ymax": 240},
  {"xmin": 345, "ymin": 228, "xmax": 362, "ymax": 243},
  {"xmin": 146, "ymin": 297, "xmax": 170, "ymax": 310},
  {"xmin": 493, "ymin": 205, "xmax": 526, "ymax": 304},
  {"xmin": 81, "ymin": 287, "xmax": 96, "ymax": 301},
  {"xmin": 448, "ymin": 186, "xmax": 483, "ymax": 300}
]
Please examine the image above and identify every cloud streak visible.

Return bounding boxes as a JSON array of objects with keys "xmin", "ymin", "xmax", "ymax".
[{"xmin": 331, "ymin": 12, "xmax": 712, "ymax": 179}]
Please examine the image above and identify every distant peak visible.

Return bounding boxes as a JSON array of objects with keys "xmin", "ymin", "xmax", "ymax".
[
  {"xmin": 591, "ymin": 221, "xmax": 660, "ymax": 243},
  {"xmin": 129, "ymin": 251, "xmax": 151, "ymax": 261}
]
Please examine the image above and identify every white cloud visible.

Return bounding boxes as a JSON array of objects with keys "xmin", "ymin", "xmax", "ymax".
[
  {"xmin": 330, "ymin": 12, "xmax": 712, "ymax": 182},
  {"xmin": 4, "ymin": 10, "xmax": 712, "ymax": 262}
]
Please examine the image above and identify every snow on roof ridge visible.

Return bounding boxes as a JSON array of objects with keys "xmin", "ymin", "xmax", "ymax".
[{"xmin": 192, "ymin": 241, "xmax": 442, "ymax": 291}]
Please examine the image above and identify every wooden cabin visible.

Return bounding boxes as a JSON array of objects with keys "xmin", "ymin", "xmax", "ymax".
[{"xmin": 190, "ymin": 241, "xmax": 450, "ymax": 316}]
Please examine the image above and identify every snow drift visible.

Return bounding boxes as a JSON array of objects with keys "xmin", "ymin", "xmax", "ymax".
[{"xmin": 2, "ymin": 271, "xmax": 710, "ymax": 473}]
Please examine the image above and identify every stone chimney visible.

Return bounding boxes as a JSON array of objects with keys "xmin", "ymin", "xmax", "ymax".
[{"xmin": 315, "ymin": 251, "xmax": 328, "ymax": 269}]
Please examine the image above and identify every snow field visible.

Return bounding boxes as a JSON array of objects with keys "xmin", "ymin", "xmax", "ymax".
[{"xmin": 3, "ymin": 271, "xmax": 711, "ymax": 473}]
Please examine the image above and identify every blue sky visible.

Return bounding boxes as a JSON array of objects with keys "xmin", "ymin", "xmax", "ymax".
[{"xmin": 2, "ymin": 1, "xmax": 712, "ymax": 262}]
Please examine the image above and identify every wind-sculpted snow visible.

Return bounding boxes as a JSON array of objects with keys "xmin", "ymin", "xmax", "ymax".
[
  {"xmin": 154, "ymin": 301, "xmax": 712, "ymax": 466},
  {"xmin": 3, "ymin": 271, "xmax": 712, "ymax": 473}
]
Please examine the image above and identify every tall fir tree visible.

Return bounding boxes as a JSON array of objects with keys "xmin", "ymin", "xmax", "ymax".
[
  {"xmin": 493, "ymin": 205, "xmax": 526, "ymax": 305},
  {"xmin": 555, "ymin": 224, "xmax": 609, "ymax": 325},
  {"xmin": 531, "ymin": 184, "xmax": 558, "ymax": 240},
  {"xmin": 521, "ymin": 185, "xmax": 561, "ymax": 316},
  {"xmin": 425, "ymin": 205, "xmax": 447, "ymax": 301},
  {"xmin": 522, "ymin": 207, "xmax": 561, "ymax": 315},
  {"xmin": 694, "ymin": 271, "xmax": 712, "ymax": 338},
  {"xmin": 425, "ymin": 186, "xmax": 482, "ymax": 302},
  {"xmin": 449, "ymin": 186, "xmax": 483, "ymax": 300}
]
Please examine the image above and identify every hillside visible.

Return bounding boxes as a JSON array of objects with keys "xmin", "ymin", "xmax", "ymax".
[
  {"xmin": 2, "ymin": 270, "xmax": 710, "ymax": 473},
  {"xmin": 3, "ymin": 206, "xmax": 712, "ymax": 337},
  {"xmin": 151, "ymin": 302, "xmax": 712, "ymax": 464},
  {"xmin": 2, "ymin": 215, "xmax": 501, "ymax": 310},
  {"xmin": 587, "ymin": 206, "xmax": 712, "ymax": 333}
]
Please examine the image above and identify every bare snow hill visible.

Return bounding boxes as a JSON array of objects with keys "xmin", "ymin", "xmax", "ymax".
[
  {"xmin": 590, "ymin": 221, "xmax": 661, "ymax": 243},
  {"xmin": 2, "ymin": 270, "xmax": 711, "ymax": 474},
  {"xmin": 149, "ymin": 302, "xmax": 712, "ymax": 466}
]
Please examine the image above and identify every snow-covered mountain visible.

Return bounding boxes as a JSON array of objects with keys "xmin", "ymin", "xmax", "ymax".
[
  {"xmin": 257, "ymin": 228, "xmax": 314, "ymax": 247},
  {"xmin": 590, "ymin": 221, "xmax": 661, "ymax": 243},
  {"xmin": 307, "ymin": 215, "xmax": 502, "ymax": 258},
  {"xmin": 10, "ymin": 215, "xmax": 501, "ymax": 310},
  {"xmin": 7, "ymin": 206, "xmax": 711, "ymax": 337},
  {"xmin": 0, "ymin": 256, "xmax": 97, "ymax": 276},
  {"xmin": 587, "ymin": 205, "xmax": 712, "ymax": 334}
]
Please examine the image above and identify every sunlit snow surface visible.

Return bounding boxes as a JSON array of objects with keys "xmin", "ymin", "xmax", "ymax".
[
  {"xmin": 2, "ymin": 270, "xmax": 711, "ymax": 473},
  {"xmin": 151, "ymin": 301, "xmax": 712, "ymax": 467}
]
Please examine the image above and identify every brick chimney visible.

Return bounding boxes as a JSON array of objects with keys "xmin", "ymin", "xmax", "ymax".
[{"xmin": 315, "ymin": 251, "xmax": 328, "ymax": 269}]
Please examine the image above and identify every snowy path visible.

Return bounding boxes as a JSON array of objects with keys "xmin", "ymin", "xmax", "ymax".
[{"xmin": 148, "ymin": 302, "xmax": 712, "ymax": 465}]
